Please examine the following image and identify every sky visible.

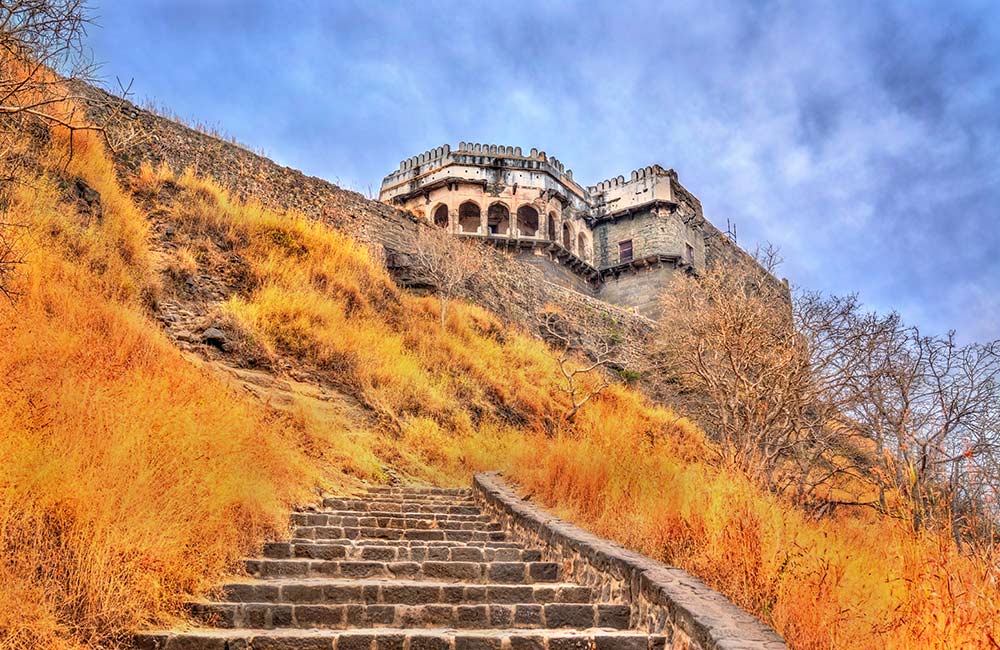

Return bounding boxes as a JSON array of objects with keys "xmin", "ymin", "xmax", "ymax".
[{"xmin": 85, "ymin": 1, "xmax": 1000, "ymax": 343}]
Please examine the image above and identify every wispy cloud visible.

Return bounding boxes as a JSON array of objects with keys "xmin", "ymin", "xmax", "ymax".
[{"xmin": 88, "ymin": 0, "xmax": 1000, "ymax": 342}]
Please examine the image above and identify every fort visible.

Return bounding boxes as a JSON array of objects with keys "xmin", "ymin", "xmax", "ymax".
[{"xmin": 379, "ymin": 142, "xmax": 780, "ymax": 318}]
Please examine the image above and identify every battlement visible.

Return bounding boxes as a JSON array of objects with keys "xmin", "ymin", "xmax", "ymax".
[
  {"xmin": 379, "ymin": 142, "xmax": 585, "ymax": 207},
  {"xmin": 588, "ymin": 164, "xmax": 677, "ymax": 221},
  {"xmin": 376, "ymin": 143, "xmax": 775, "ymax": 319}
]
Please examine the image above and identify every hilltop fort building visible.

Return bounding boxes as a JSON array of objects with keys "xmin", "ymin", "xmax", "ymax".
[{"xmin": 379, "ymin": 142, "xmax": 773, "ymax": 318}]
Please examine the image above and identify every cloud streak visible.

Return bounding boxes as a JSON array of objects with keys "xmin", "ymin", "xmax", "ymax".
[{"xmin": 87, "ymin": 0, "xmax": 1000, "ymax": 341}]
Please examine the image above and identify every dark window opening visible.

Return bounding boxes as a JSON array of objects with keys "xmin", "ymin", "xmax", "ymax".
[
  {"xmin": 685, "ymin": 243, "xmax": 695, "ymax": 265},
  {"xmin": 516, "ymin": 205, "xmax": 539, "ymax": 237},
  {"xmin": 458, "ymin": 202, "xmax": 481, "ymax": 233},
  {"xmin": 487, "ymin": 203, "xmax": 510, "ymax": 235},
  {"xmin": 433, "ymin": 204, "xmax": 449, "ymax": 228},
  {"xmin": 619, "ymin": 240, "xmax": 633, "ymax": 263}
]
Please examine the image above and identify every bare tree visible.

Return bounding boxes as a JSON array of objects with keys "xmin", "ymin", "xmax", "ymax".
[
  {"xmin": 654, "ymin": 248, "xmax": 832, "ymax": 482},
  {"xmin": 831, "ymin": 321, "xmax": 1000, "ymax": 536},
  {"xmin": 0, "ymin": 1, "xmax": 146, "ymax": 302},
  {"xmin": 538, "ymin": 306, "xmax": 617, "ymax": 422},
  {"xmin": 0, "ymin": 1, "xmax": 143, "ymax": 161},
  {"xmin": 408, "ymin": 226, "xmax": 484, "ymax": 327}
]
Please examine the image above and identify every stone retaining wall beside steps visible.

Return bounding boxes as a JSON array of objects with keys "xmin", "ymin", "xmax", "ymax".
[{"xmin": 472, "ymin": 473, "xmax": 788, "ymax": 650}]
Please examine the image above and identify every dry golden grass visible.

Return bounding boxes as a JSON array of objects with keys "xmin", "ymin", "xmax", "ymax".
[
  {"xmin": 2, "ymin": 105, "xmax": 997, "ymax": 650},
  {"xmin": 153, "ymin": 165, "xmax": 998, "ymax": 649},
  {"xmin": 0, "ymin": 130, "xmax": 348, "ymax": 649}
]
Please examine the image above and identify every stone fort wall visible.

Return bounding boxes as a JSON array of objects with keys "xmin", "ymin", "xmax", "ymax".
[{"xmin": 380, "ymin": 142, "xmax": 784, "ymax": 318}]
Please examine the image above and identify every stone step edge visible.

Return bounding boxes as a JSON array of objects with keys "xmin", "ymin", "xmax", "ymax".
[
  {"xmin": 262, "ymin": 543, "xmax": 542, "ymax": 562},
  {"xmin": 215, "ymin": 580, "xmax": 597, "ymax": 605},
  {"xmin": 292, "ymin": 517, "xmax": 502, "ymax": 531},
  {"xmin": 244, "ymin": 559, "xmax": 560, "ymax": 583},
  {"xmin": 284, "ymin": 539, "xmax": 522, "ymax": 548},
  {"xmin": 309, "ymin": 511, "xmax": 493, "ymax": 521},
  {"xmin": 185, "ymin": 600, "xmax": 633, "ymax": 630},
  {"xmin": 133, "ymin": 627, "xmax": 667, "ymax": 650}
]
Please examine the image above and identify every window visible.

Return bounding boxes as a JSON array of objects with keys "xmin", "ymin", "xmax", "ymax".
[
  {"xmin": 458, "ymin": 201, "xmax": 481, "ymax": 233},
  {"xmin": 619, "ymin": 240, "xmax": 633, "ymax": 263},
  {"xmin": 433, "ymin": 204, "xmax": 449, "ymax": 228},
  {"xmin": 685, "ymin": 243, "xmax": 695, "ymax": 265}
]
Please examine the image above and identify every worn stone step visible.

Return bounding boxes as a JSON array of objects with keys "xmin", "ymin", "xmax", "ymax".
[
  {"xmin": 287, "ymin": 538, "xmax": 525, "ymax": 550},
  {"xmin": 310, "ymin": 510, "xmax": 493, "ymax": 523},
  {"xmin": 265, "ymin": 542, "xmax": 543, "ymax": 563},
  {"xmin": 188, "ymin": 601, "xmax": 632, "ymax": 630},
  {"xmin": 352, "ymin": 492, "xmax": 477, "ymax": 503},
  {"xmin": 245, "ymin": 559, "xmax": 561, "ymax": 583},
  {"xmin": 293, "ymin": 526, "xmax": 506, "ymax": 543},
  {"xmin": 365, "ymin": 486, "xmax": 473, "ymax": 497},
  {"xmin": 292, "ymin": 513, "xmax": 501, "ymax": 531},
  {"xmin": 219, "ymin": 579, "xmax": 596, "ymax": 605},
  {"xmin": 321, "ymin": 499, "xmax": 482, "ymax": 515},
  {"xmin": 135, "ymin": 627, "xmax": 665, "ymax": 650}
]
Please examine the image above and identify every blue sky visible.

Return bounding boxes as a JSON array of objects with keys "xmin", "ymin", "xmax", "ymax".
[{"xmin": 86, "ymin": 1, "xmax": 1000, "ymax": 342}]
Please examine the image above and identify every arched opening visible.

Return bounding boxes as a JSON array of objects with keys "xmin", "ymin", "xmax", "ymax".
[
  {"xmin": 562, "ymin": 222, "xmax": 572, "ymax": 249},
  {"xmin": 458, "ymin": 201, "xmax": 481, "ymax": 233},
  {"xmin": 577, "ymin": 233, "xmax": 588, "ymax": 261},
  {"xmin": 487, "ymin": 202, "xmax": 510, "ymax": 236},
  {"xmin": 433, "ymin": 204, "xmax": 449, "ymax": 229},
  {"xmin": 547, "ymin": 212, "xmax": 557, "ymax": 241},
  {"xmin": 516, "ymin": 205, "xmax": 539, "ymax": 237}
]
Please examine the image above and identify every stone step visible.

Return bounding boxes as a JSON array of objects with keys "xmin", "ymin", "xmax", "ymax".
[
  {"xmin": 322, "ymin": 499, "xmax": 482, "ymax": 515},
  {"xmin": 294, "ymin": 527, "xmax": 506, "ymax": 543},
  {"xmin": 311, "ymin": 510, "xmax": 493, "ymax": 523},
  {"xmin": 287, "ymin": 539, "xmax": 525, "ymax": 550},
  {"xmin": 135, "ymin": 628, "xmax": 664, "ymax": 650},
  {"xmin": 265, "ymin": 542, "xmax": 543, "ymax": 563},
  {"xmin": 365, "ymin": 486, "xmax": 473, "ymax": 497},
  {"xmin": 187, "ymin": 601, "xmax": 632, "ymax": 631},
  {"xmin": 292, "ymin": 513, "xmax": 501, "ymax": 532},
  {"xmin": 245, "ymin": 559, "xmax": 561, "ymax": 583},
  {"xmin": 351, "ymin": 493, "xmax": 478, "ymax": 504},
  {"xmin": 219, "ymin": 579, "xmax": 596, "ymax": 605}
]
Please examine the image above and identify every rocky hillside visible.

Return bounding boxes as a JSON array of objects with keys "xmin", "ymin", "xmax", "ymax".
[{"xmin": 77, "ymin": 82, "xmax": 655, "ymax": 375}]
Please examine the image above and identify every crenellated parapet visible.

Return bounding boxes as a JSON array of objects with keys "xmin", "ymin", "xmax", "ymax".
[
  {"xmin": 586, "ymin": 164, "xmax": 678, "ymax": 220},
  {"xmin": 379, "ymin": 142, "xmax": 586, "ymax": 208},
  {"xmin": 375, "ymin": 142, "xmax": 773, "ymax": 319},
  {"xmin": 380, "ymin": 144, "xmax": 456, "ymax": 191}
]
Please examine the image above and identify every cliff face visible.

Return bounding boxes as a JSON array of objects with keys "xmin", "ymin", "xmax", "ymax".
[{"xmin": 77, "ymin": 82, "xmax": 655, "ymax": 372}]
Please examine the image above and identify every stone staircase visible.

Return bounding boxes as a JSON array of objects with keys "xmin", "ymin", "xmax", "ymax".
[{"xmin": 135, "ymin": 486, "xmax": 667, "ymax": 650}]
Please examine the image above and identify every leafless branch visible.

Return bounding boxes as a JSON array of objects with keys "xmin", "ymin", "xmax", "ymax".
[{"xmin": 537, "ymin": 307, "xmax": 617, "ymax": 422}]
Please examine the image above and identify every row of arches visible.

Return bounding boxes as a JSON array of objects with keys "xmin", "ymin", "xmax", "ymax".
[{"xmin": 430, "ymin": 200, "xmax": 592, "ymax": 262}]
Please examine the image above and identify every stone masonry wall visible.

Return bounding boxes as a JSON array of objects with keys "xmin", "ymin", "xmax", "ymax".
[
  {"xmin": 593, "ymin": 208, "xmax": 705, "ymax": 271},
  {"xmin": 473, "ymin": 472, "xmax": 789, "ymax": 650},
  {"xmin": 514, "ymin": 251, "xmax": 598, "ymax": 296},
  {"xmin": 599, "ymin": 265, "xmax": 680, "ymax": 320}
]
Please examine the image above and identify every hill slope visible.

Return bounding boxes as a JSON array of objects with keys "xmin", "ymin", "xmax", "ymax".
[{"xmin": 0, "ymin": 96, "xmax": 996, "ymax": 650}]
